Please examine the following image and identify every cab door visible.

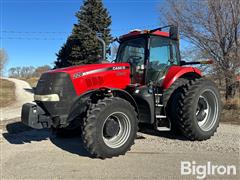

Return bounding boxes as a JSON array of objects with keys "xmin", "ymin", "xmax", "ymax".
[{"xmin": 146, "ymin": 36, "xmax": 179, "ymax": 84}]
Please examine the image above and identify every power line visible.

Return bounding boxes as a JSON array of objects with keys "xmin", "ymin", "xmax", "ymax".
[
  {"xmin": 0, "ymin": 24, "xmax": 160, "ymax": 35},
  {"xmin": 0, "ymin": 24, "xmax": 161, "ymax": 41},
  {"xmin": 0, "ymin": 24, "xmax": 159, "ymax": 34},
  {"xmin": 1, "ymin": 30, "xmax": 68, "ymax": 34},
  {"xmin": 0, "ymin": 37, "xmax": 65, "ymax": 41},
  {"xmin": 2, "ymin": 0, "xmax": 163, "ymax": 3}
]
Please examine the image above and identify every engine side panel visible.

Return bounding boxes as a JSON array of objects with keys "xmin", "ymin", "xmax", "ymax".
[{"xmin": 72, "ymin": 66, "xmax": 131, "ymax": 96}]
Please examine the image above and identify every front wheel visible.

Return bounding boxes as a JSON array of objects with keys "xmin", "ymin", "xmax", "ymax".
[
  {"xmin": 81, "ymin": 97, "xmax": 138, "ymax": 159},
  {"xmin": 176, "ymin": 78, "xmax": 221, "ymax": 140}
]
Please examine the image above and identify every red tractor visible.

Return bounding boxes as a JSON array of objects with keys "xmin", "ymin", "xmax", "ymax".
[{"xmin": 21, "ymin": 26, "xmax": 221, "ymax": 158}]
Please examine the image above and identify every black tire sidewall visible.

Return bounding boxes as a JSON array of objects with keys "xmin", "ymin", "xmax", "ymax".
[
  {"xmin": 93, "ymin": 99, "xmax": 137, "ymax": 157},
  {"xmin": 187, "ymin": 80, "xmax": 221, "ymax": 138}
]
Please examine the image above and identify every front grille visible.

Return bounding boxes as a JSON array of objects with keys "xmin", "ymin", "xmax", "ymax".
[{"xmin": 35, "ymin": 72, "xmax": 77, "ymax": 116}]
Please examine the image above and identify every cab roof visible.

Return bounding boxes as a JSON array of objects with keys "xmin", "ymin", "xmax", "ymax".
[
  {"xmin": 119, "ymin": 25, "xmax": 178, "ymax": 41},
  {"xmin": 119, "ymin": 29, "xmax": 170, "ymax": 41}
]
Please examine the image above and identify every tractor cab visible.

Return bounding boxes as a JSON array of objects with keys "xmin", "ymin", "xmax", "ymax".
[
  {"xmin": 116, "ymin": 26, "xmax": 180, "ymax": 86},
  {"xmin": 113, "ymin": 26, "xmax": 183, "ymax": 129}
]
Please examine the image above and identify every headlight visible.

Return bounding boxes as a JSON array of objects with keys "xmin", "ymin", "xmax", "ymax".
[{"xmin": 34, "ymin": 94, "xmax": 60, "ymax": 102}]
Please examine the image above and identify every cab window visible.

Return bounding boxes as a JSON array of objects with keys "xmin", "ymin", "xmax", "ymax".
[{"xmin": 147, "ymin": 36, "xmax": 172, "ymax": 82}]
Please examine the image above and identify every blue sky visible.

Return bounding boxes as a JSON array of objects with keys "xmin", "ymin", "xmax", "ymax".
[{"xmin": 1, "ymin": 0, "xmax": 188, "ymax": 75}]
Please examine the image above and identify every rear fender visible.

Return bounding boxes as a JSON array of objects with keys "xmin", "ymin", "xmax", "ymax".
[{"xmin": 161, "ymin": 66, "xmax": 202, "ymax": 89}]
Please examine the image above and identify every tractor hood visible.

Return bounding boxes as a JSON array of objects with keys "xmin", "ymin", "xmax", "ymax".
[
  {"xmin": 49, "ymin": 63, "xmax": 129, "ymax": 78},
  {"xmin": 43, "ymin": 63, "xmax": 131, "ymax": 96}
]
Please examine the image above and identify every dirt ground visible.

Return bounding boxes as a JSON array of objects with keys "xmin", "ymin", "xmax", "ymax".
[
  {"xmin": 0, "ymin": 78, "xmax": 239, "ymax": 179},
  {"xmin": 0, "ymin": 78, "xmax": 34, "ymax": 121},
  {"xmin": 0, "ymin": 120, "xmax": 239, "ymax": 180},
  {"xmin": 0, "ymin": 78, "xmax": 15, "ymax": 108}
]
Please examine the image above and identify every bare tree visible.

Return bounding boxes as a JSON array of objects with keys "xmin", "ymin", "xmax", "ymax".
[
  {"xmin": 8, "ymin": 67, "xmax": 16, "ymax": 78},
  {"xmin": 160, "ymin": 0, "xmax": 240, "ymax": 99},
  {"xmin": 0, "ymin": 49, "xmax": 8, "ymax": 76},
  {"xmin": 34, "ymin": 65, "xmax": 51, "ymax": 77}
]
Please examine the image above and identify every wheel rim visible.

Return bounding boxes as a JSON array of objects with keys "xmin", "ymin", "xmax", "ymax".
[
  {"xmin": 102, "ymin": 112, "xmax": 131, "ymax": 148},
  {"xmin": 195, "ymin": 89, "xmax": 219, "ymax": 131}
]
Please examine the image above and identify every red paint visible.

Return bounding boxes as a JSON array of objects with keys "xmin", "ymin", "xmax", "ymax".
[
  {"xmin": 49, "ymin": 63, "xmax": 131, "ymax": 96},
  {"xmin": 151, "ymin": 30, "xmax": 169, "ymax": 37},
  {"xmin": 236, "ymin": 76, "xmax": 240, "ymax": 82},
  {"xmin": 46, "ymin": 64, "xmax": 202, "ymax": 96},
  {"xmin": 161, "ymin": 66, "xmax": 202, "ymax": 89},
  {"xmin": 120, "ymin": 31, "xmax": 142, "ymax": 39},
  {"xmin": 120, "ymin": 30, "xmax": 169, "ymax": 40}
]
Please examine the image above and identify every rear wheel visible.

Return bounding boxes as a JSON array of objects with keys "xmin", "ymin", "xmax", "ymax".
[
  {"xmin": 81, "ymin": 97, "xmax": 138, "ymax": 159},
  {"xmin": 163, "ymin": 78, "xmax": 189, "ymax": 133},
  {"xmin": 176, "ymin": 78, "xmax": 221, "ymax": 140}
]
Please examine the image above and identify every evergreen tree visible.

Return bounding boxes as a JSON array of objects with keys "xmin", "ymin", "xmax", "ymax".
[{"xmin": 55, "ymin": 0, "xmax": 112, "ymax": 68}]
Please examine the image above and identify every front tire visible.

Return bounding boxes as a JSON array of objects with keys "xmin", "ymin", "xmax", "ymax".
[
  {"xmin": 177, "ymin": 78, "xmax": 221, "ymax": 140},
  {"xmin": 81, "ymin": 97, "xmax": 138, "ymax": 159}
]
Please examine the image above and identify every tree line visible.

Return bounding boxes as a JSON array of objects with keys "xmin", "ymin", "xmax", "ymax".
[
  {"xmin": 1, "ymin": 0, "xmax": 239, "ymax": 100},
  {"xmin": 8, "ymin": 65, "xmax": 51, "ymax": 78}
]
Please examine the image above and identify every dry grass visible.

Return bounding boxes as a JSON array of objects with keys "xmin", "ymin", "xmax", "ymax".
[
  {"xmin": 0, "ymin": 79, "xmax": 15, "ymax": 108},
  {"xmin": 221, "ymin": 96, "xmax": 240, "ymax": 125},
  {"xmin": 20, "ymin": 77, "xmax": 39, "ymax": 88}
]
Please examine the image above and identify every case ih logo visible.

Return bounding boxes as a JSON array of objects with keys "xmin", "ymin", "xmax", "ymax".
[{"xmin": 112, "ymin": 66, "xmax": 126, "ymax": 70}]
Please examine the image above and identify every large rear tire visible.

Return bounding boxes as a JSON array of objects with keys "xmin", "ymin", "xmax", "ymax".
[
  {"xmin": 81, "ymin": 97, "xmax": 138, "ymax": 159},
  {"xmin": 177, "ymin": 78, "xmax": 221, "ymax": 140},
  {"xmin": 163, "ymin": 78, "xmax": 189, "ymax": 133}
]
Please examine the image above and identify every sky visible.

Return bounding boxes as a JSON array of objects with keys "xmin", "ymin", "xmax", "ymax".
[{"xmin": 0, "ymin": 0, "xmax": 188, "ymax": 75}]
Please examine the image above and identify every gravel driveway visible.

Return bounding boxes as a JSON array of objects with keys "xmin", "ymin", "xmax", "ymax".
[
  {"xmin": 1, "ymin": 120, "xmax": 239, "ymax": 179},
  {"xmin": 0, "ymin": 78, "xmax": 34, "ymax": 121},
  {"xmin": 0, "ymin": 79, "xmax": 239, "ymax": 179}
]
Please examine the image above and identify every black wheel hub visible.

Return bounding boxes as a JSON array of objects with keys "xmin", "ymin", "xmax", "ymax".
[
  {"xmin": 103, "ymin": 118, "xmax": 120, "ymax": 138},
  {"xmin": 196, "ymin": 98, "xmax": 208, "ymax": 122}
]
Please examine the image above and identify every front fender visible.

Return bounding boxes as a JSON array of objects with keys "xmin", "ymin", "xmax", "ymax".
[
  {"xmin": 67, "ymin": 88, "xmax": 139, "ymax": 125},
  {"xmin": 161, "ymin": 66, "xmax": 202, "ymax": 89},
  {"xmin": 111, "ymin": 88, "xmax": 139, "ymax": 114}
]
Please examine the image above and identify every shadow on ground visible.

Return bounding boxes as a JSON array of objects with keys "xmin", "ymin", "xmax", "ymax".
[
  {"xmin": 139, "ymin": 128, "xmax": 188, "ymax": 141},
  {"xmin": 24, "ymin": 88, "xmax": 34, "ymax": 94},
  {"xmin": 2, "ymin": 121, "xmax": 188, "ymax": 158},
  {"xmin": 138, "ymin": 124, "xmax": 188, "ymax": 141},
  {"xmin": 2, "ymin": 121, "xmax": 91, "ymax": 157}
]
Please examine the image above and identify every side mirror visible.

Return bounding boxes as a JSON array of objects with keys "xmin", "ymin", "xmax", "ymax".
[{"xmin": 170, "ymin": 26, "xmax": 179, "ymax": 40}]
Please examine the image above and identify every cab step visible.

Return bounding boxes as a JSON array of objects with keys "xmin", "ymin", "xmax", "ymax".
[
  {"xmin": 157, "ymin": 127, "xmax": 171, "ymax": 131},
  {"xmin": 156, "ymin": 115, "xmax": 167, "ymax": 118}
]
